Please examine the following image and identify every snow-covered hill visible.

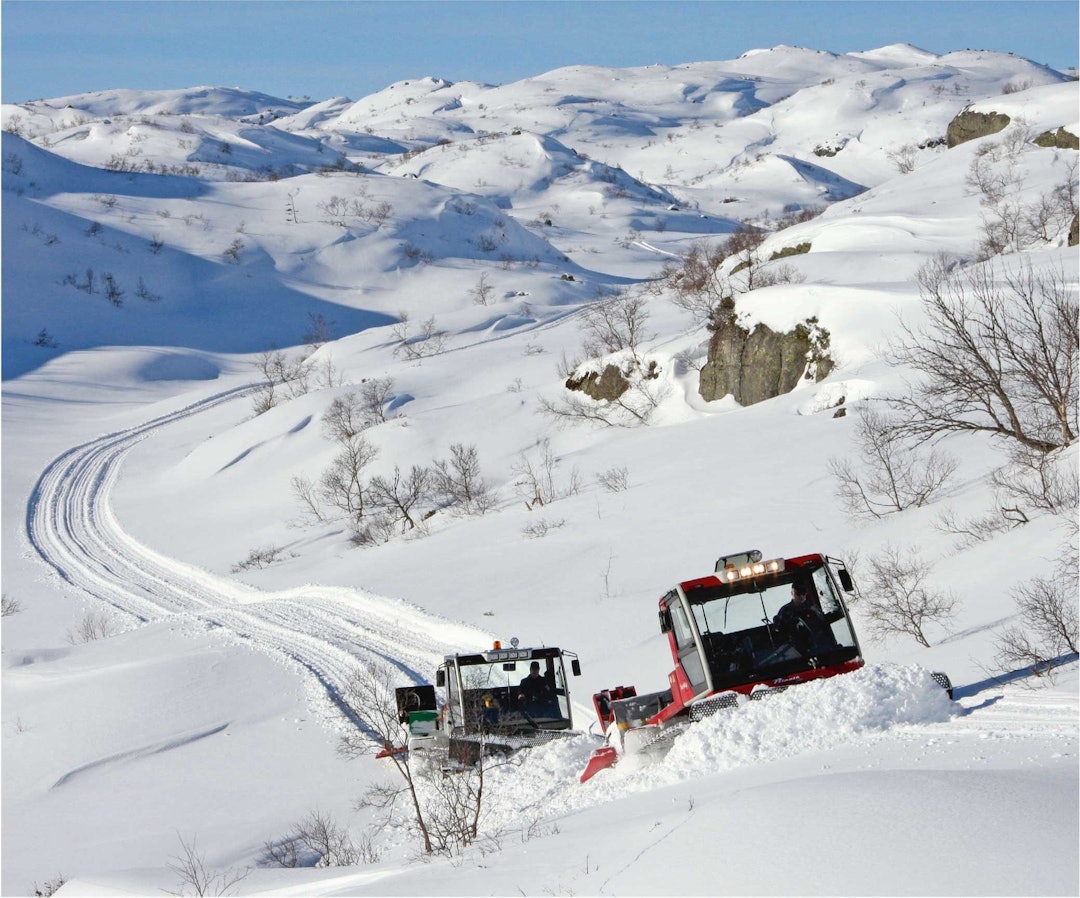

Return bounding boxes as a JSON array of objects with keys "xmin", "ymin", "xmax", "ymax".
[{"xmin": 2, "ymin": 44, "xmax": 1077, "ymax": 896}]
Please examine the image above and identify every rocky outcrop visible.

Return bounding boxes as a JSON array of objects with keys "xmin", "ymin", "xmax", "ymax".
[
  {"xmin": 1035, "ymin": 126, "xmax": 1080, "ymax": 150},
  {"xmin": 1070, "ymin": 213, "xmax": 1079, "ymax": 247},
  {"xmin": 698, "ymin": 314, "xmax": 833, "ymax": 406},
  {"xmin": 565, "ymin": 363, "xmax": 630, "ymax": 402},
  {"xmin": 946, "ymin": 109, "xmax": 1011, "ymax": 148}
]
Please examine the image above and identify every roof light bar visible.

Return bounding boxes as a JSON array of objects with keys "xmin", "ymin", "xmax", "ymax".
[{"xmin": 722, "ymin": 557, "xmax": 785, "ymax": 582}]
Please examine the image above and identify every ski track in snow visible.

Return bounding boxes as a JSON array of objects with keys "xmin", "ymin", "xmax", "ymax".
[{"xmin": 26, "ymin": 385, "xmax": 491, "ymax": 736}]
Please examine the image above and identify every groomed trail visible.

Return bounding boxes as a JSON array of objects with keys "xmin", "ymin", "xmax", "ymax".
[{"xmin": 25, "ymin": 385, "xmax": 492, "ymax": 733}]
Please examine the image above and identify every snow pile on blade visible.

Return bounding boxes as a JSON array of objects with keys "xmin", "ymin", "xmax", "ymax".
[
  {"xmin": 662, "ymin": 664, "xmax": 957, "ymax": 776},
  {"xmin": 478, "ymin": 664, "xmax": 957, "ymax": 826}
]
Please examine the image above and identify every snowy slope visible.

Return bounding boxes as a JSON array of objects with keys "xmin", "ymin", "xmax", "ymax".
[{"xmin": 2, "ymin": 45, "xmax": 1077, "ymax": 896}]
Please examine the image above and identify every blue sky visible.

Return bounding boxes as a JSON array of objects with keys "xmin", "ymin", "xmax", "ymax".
[{"xmin": 2, "ymin": 1, "xmax": 1077, "ymax": 104}]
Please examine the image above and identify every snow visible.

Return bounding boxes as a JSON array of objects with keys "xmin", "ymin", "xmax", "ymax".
[{"xmin": 2, "ymin": 44, "xmax": 1078, "ymax": 896}]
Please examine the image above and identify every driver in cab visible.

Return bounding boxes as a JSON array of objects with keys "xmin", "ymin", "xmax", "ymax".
[
  {"xmin": 517, "ymin": 661, "xmax": 557, "ymax": 716},
  {"xmin": 774, "ymin": 580, "xmax": 834, "ymax": 654}
]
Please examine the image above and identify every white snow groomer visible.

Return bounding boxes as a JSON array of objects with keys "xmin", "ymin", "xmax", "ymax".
[
  {"xmin": 581, "ymin": 549, "xmax": 952, "ymax": 781},
  {"xmin": 391, "ymin": 638, "xmax": 582, "ymax": 765}
]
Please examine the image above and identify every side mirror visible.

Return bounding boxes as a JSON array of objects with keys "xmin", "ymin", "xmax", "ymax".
[
  {"xmin": 838, "ymin": 568, "xmax": 854, "ymax": 592},
  {"xmin": 571, "ymin": 659, "xmax": 581, "ymax": 676},
  {"xmin": 436, "ymin": 669, "xmax": 445, "ymax": 688},
  {"xmin": 659, "ymin": 608, "xmax": 673, "ymax": 633}
]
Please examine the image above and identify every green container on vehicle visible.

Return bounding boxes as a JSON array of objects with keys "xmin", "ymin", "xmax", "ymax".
[{"xmin": 408, "ymin": 710, "xmax": 439, "ymax": 736}]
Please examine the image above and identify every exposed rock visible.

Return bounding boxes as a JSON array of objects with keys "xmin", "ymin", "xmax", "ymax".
[
  {"xmin": 565, "ymin": 363, "xmax": 630, "ymax": 402},
  {"xmin": 698, "ymin": 315, "xmax": 833, "ymax": 406},
  {"xmin": 946, "ymin": 109, "xmax": 1011, "ymax": 148},
  {"xmin": 1070, "ymin": 213, "xmax": 1079, "ymax": 247},
  {"xmin": 1035, "ymin": 126, "xmax": 1080, "ymax": 150}
]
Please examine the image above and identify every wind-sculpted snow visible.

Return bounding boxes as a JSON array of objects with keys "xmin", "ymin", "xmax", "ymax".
[{"xmin": 26, "ymin": 386, "xmax": 492, "ymax": 735}]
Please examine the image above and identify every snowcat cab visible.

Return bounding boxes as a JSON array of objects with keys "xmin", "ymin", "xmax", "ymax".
[
  {"xmin": 385, "ymin": 638, "xmax": 582, "ymax": 764},
  {"xmin": 582, "ymin": 551, "xmax": 865, "ymax": 780},
  {"xmin": 438, "ymin": 640, "xmax": 581, "ymax": 750},
  {"xmin": 581, "ymin": 549, "xmax": 953, "ymax": 781}
]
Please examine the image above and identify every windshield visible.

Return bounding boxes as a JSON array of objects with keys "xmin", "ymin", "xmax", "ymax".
[
  {"xmin": 447, "ymin": 655, "xmax": 570, "ymax": 734},
  {"xmin": 687, "ymin": 568, "xmax": 858, "ymax": 689}
]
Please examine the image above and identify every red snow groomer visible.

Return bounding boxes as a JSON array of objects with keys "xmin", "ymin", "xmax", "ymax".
[{"xmin": 581, "ymin": 549, "xmax": 940, "ymax": 782}]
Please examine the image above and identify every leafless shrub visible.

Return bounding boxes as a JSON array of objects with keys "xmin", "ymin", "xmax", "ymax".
[
  {"xmin": 66, "ymin": 611, "xmax": 115, "ymax": 645},
  {"xmin": 933, "ymin": 506, "xmax": 1012, "ymax": 549},
  {"xmin": 262, "ymin": 809, "xmax": 367, "ymax": 868},
  {"xmin": 522, "ymin": 517, "xmax": 566, "ymax": 538},
  {"xmin": 964, "ymin": 143, "xmax": 1013, "ymax": 205},
  {"xmin": 469, "ymin": 271, "xmax": 494, "ymax": 305},
  {"xmin": 579, "ymin": 290, "xmax": 653, "ymax": 364},
  {"xmin": 231, "ymin": 545, "xmax": 286, "ymax": 572},
  {"xmin": 433, "ymin": 443, "xmax": 498, "ymax": 515},
  {"xmin": 753, "ymin": 262, "xmax": 807, "ymax": 288},
  {"xmin": 2, "ymin": 593, "xmax": 23, "ymax": 616},
  {"xmin": 512, "ymin": 438, "xmax": 580, "ymax": 508},
  {"xmin": 302, "ymin": 312, "xmax": 335, "ymax": 349},
  {"xmin": 318, "ymin": 435, "xmax": 379, "ymax": 536},
  {"xmin": 863, "ymin": 545, "xmax": 959, "ymax": 647},
  {"xmin": 367, "ymin": 464, "xmax": 434, "ymax": 532},
  {"xmin": 222, "ymin": 238, "xmax": 244, "ymax": 263},
  {"xmin": 166, "ymin": 833, "xmax": 247, "ymax": 896},
  {"xmin": 291, "ymin": 475, "xmax": 327, "ymax": 523},
  {"xmin": 887, "ymin": 143, "xmax": 919, "ymax": 173},
  {"xmin": 1002, "ymin": 79, "xmax": 1032, "ymax": 94},
  {"xmin": 338, "ymin": 665, "xmax": 435, "ymax": 854},
  {"xmin": 135, "ymin": 277, "xmax": 161, "ymax": 302},
  {"xmin": 888, "ymin": 256, "xmax": 1077, "ymax": 454},
  {"xmin": 392, "ymin": 313, "xmax": 446, "ymax": 359},
  {"xmin": 993, "ymin": 571, "xmax": 1078, "ymax": 676},
  {"xmin": 988, "ymin": 444, "xmax": 1079, "ymax": 517},
  {"xmin": 828, "ymin": 404, "xmax": 958, "ymax": 518},
  {"xmin": 251, "ymin": 350, "xmax": 313, "ymax": 415},
  {"xmin": 539, "ymin": 373, "xmax": 668, "ymax": 429},
  {"xmin": 102, "ymin": 273, "xmax": 124, "ymax": 306},
  {"xmin": 596, "ymin": 465, "xmax": 630, "ymax": 493},
  {"xmin": 32, "ymin": 875, "xmax": 67, "ymax": 897},
  {"xmin": 322, "ymin": 392, "xmax": 368, "ymax": 443}
]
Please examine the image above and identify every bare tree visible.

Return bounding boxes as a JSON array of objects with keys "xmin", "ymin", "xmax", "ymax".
[
  {"xmin": 322, "ymin": 392, "xmax": 368, "ymax": 443},
  {"xmin": 338, "ymin": 665, "xmax": 435, "ymax": 854},
  {"xmin": 579, "ymin": 290, "xmax": 652, "ymax": 364},
  {"xmin": 828, "ymin": 403, "xmax": 958, "ymax": 518},
  {"xmin": 433, "ymin": 443, "xmax": 498, "ymax": 515},
  {"xmin": 291, "ymin": 474, "xmax": 327, "ymax": 523},
  {"xmin": 511, "ymin": 438, "xmax": 579, "ymax": 509},
  {"xmin": 596, "ymin": 465, "xmax": 630, "ymax": 493},
  {"xmin": 66, "ymin": 611, "xmax": 115, "ymax": 645},
  {"xmin": 1, "ymin": 593, "xmax": 22, "ymax": 616},
  {"xmin": 988, "ymin": 443, "xmax": 1079, "ymax": 517},
  {"xmin": 358, "ymin": 377, "xmax": 395, "ymax": 425},
  {"xmin": 863, "ymin": 545, "xmax": 959, "ymax": 647},
  {"xmin": 368, "ymin": 464, "xmax": 434, "ymax": 532},
  {"xmin": 166, "ymin": 834, "xmax": 247, "ymax": 897},
  {"xmin": 468, "ymin": 271, "xmax": 494, "ymax": 305},
  {"xmin": 392, "ymin": 313, "xmax": 446, "ymax": 359},
  {"xmin": 887, "ymin": 256, "xmax": 1077, "ymax": 454},
  {"xmin": 262, "ymin": 809, "xmax": 364, "ymax": 868},
  {"xmin": 252, "ymin": 350, "xmax": 312, "ymax": 415},
  {"xmin": 318, "ymin": 435, "xmax": 379, "ymax": 536}
]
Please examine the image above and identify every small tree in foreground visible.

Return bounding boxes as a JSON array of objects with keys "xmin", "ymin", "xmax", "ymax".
[
  {"xmin": 828, "ymin": 404, "xmax": 958, "ymax": 518},
  {"xmin": 433, "ymin": 443, "xmax": 498, "ymax": 515},
  {"xmin": 888, "ymin": 257, "xmax": 1077, "ymax": 454},
  {"xmin": 863, "ymin": 545, "xmax": 959, "ymax": 648},
  {"xmin": 166, "ymin": 834, "xmax": 247, "ymax": 897},
  {"xmin": 993, "ymin": 576, "xmax": 1079, "ymax": 676}
]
